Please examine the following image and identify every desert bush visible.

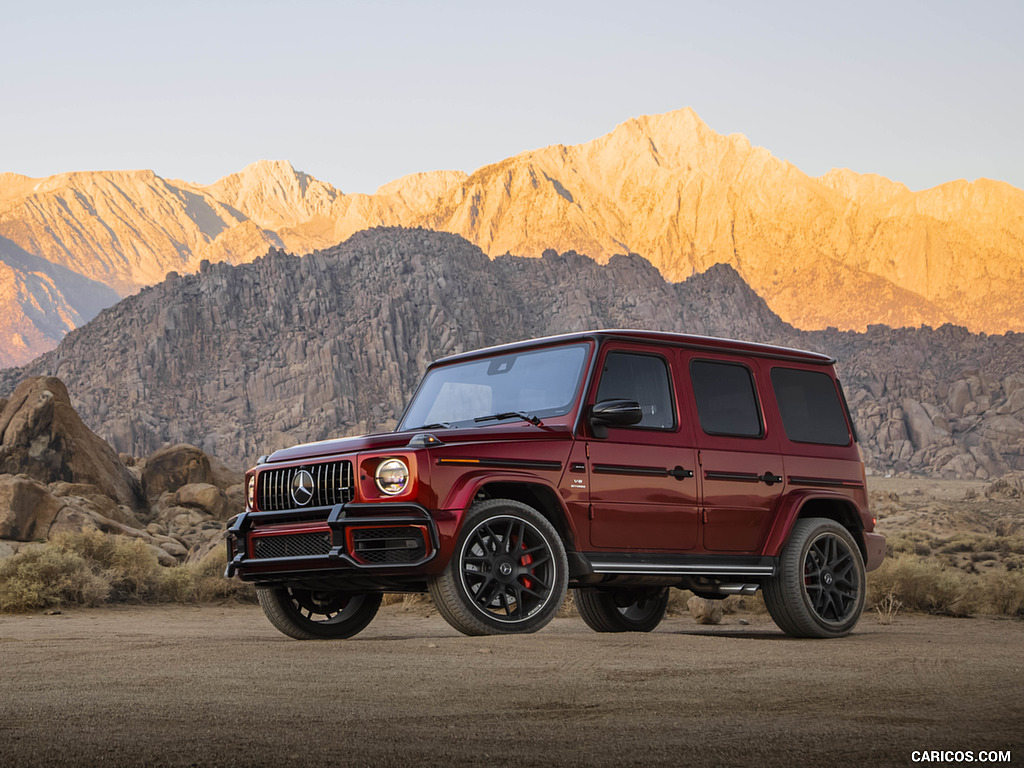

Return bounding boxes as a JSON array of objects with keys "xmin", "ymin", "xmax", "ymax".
[
  {"xmin": 867, "ymin": 555, "xmax": 980, "ymax": 616},
  {"xmin": 984, "ymin": 571, "xmax": 1024, "ymax": 616},
  {"xmin": 874, "ymin": 591, "xmax": 903, "ymax": 625},
  {"xmin": 54, "ymin": 530, "xmax": 163, "ymax": 601},
  {"xmin": 184, "ymin": 547, "xmax": 256, "ymax": 603},
  {"xmin": 0, "ymin": 547, "xmax": 110, "ymax": 612},
  {"xmin": 0, "ymin": 533, "xmax": 256, "ymax": 613}
]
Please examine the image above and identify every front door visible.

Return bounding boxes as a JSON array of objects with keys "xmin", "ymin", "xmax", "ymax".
[{"xmin": 585, "ymin": 346, "xmax": 700, "ymax": 551}]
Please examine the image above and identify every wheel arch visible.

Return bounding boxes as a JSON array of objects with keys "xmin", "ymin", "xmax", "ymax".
[
  {"xmin": 765, "ymin": 491, "xmax": 868, "ymax": 563},
  {"xmin": 471, "ymin": 479, "xmax": 578, "ymax": 552}
]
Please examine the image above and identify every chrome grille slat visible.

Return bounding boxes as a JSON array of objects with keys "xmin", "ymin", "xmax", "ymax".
[{"xmin": 256, "ymin": 460, "xmax": 355, "ymax": 512}]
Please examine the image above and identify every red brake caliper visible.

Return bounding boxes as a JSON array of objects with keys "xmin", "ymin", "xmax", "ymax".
[{"xmin": 518, "ymin": 540, "xmax": 534, "ymax": 590}]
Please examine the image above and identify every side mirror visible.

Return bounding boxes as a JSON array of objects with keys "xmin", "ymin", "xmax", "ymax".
[{"xmin": 588, "ymin": 399, "xmax": 643, "ymax": 438}]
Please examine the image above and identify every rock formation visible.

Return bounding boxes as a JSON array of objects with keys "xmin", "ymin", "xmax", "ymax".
[
  {"xmin": 0, "ymin": 377, "xmax": 243, "ymax": 562},
  {"xmin": 1, "ymin": 227, "xmax": 1021, "ymax": 482},
  {"xmin": 2, "ymin": 109, "xmax": 1024, "ymax": 365}
]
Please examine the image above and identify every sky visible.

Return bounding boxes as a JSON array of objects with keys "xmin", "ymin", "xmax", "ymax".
[{"xmin": 2, "ymin": 0, "xmax": 1022, "ymax": 194}]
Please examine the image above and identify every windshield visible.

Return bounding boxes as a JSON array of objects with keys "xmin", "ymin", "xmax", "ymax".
[{"xmin": 399, "ymin": 343, "xmax": 591, "ymax": 430}]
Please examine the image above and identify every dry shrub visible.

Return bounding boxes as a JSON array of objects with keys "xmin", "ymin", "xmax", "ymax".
[
  {"xmin": 0, "ymin": 547, "xmax": 110, "ymax": 612},
  {"xmin": 868, "ymin": 555, "xmax": 980, "ymax": 616},
  {"xmin": 874, "ymin": 591, "xmax": 903, "ymax": 625},
  {"xmin": 0, "ymin": 532, "xmax": 255, "ymax": 613},
  {"xmin": 180, "ymin": 547, "xmax": 256, "ymax": 603},
  {"xmin": 985, "ymin": 571, "xmax": 1024, "ymax": 616},
  {"xmin": 54, "ymin": 530, "xmax": 162, "ymax": 601}
]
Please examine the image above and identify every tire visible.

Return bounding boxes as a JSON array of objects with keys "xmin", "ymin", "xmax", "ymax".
[
  {"xmin": 428, "ymin": 499, "xmax": 568, "ymax": 636},
  {"xmin": 764, "ymin": 517, "xmax": 866, "ymax": 638},
  {"xmin": 576, "ymin": 587, "xmax": 669, "ymax": 632},
  {"xmin": 256, "ymin": 587, "xmax": 382, "ymax": 640}
]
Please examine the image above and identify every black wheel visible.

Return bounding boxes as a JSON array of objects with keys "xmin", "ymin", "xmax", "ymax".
[
  {"xmin": 576, "ymin": 587, "xmax": 669, "ymax": 632},
  {"xmin": 428, "ymin": 499, "xmax": 568, "ymax": 636},
  {"xmin": 764, "ymin": 517, "xmax": 866, "ymax": 638},
  {"xmin": 256, "ymin": 587, "xmax": 381, "ymax": 640}
]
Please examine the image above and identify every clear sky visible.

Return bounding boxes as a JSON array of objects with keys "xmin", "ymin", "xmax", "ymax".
[{"xmin": 3, "ymin": 0, "xmax": 1021, "ymax": 194}]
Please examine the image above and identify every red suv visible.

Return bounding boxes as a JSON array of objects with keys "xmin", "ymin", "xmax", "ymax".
[{"xmin": 226, "ymin": 330, "xmax": 884, "ymax": 639}]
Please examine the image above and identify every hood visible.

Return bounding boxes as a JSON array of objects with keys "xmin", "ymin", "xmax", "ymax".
[{"xmin": 264, "ymin": 423, "xmax": 575, "ymax": 465}]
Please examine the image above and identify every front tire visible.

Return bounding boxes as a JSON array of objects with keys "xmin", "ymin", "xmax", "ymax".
[
  {"xmin": 576, "ymin": 587, "xmax": 670, "ymax": 632},
  {"xmin": 257, "ymin": 587, "xmax": 381, "ymax": 640},
  {"xmin": 764, "ymin": 517, "xmax": 866, "ymax": 638},
  {"xmin": 429, "ymin": 499, "xmax": 568, "ymax": 636}
]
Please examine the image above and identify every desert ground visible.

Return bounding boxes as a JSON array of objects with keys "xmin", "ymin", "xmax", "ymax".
[{"xmin": 1, "ymin": 602, "xmax": 1021, "ymax": 768}]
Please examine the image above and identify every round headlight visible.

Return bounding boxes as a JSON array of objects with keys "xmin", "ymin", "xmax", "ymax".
[
  {"xmin": 246, "ymin": 476, "xmax": 256, "ymax": 509},
  {"xmin": 375, "ymin": 458, "xmax": 409, "ymax": 496}
]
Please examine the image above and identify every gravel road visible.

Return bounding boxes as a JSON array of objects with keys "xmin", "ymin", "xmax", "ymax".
[{"xmin": 1, "ymin": 604, "xmax": 1021, "ymax": 767}]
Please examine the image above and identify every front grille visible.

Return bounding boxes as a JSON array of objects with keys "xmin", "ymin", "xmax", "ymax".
[
  {"xmin": 257, "ymin": 460, "xmax": 354, "ymax": 512},
  {"xmin": 350, "ymin": 527, "xmax": 427, "ymax": 564},
  {"xmin": 252, "ymin": 532, "xmax": 332, "ymax": 559}
]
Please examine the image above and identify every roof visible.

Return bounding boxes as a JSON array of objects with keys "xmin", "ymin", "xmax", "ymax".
[{"xmin": 432, "ymin": 329, "xmax": 836, "ymax": 367}]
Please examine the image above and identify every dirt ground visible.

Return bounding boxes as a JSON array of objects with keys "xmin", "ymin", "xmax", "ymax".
[{"xmin": 1, "ymin": 604, "xmax": 1021, "ymax": 768}]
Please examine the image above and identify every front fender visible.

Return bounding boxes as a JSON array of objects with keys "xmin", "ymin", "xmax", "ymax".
[{"xmin": 441, "ymin": 470, "xmax": 567, "ymax": 518}]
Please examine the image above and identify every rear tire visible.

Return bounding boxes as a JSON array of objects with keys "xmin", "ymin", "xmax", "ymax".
[
  {"xmin": 257, "ymin": 587, "xmax": 381, "ymax": 640},
  {"xmin": 576, "ymin": 587, "xmax": 669, "ymax": 632},
  {"xmin": 764, "ymin": 517, "xmax": 865, "ymax": 638}
]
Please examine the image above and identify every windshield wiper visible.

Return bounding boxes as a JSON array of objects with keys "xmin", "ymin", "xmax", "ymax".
[
  {"xmin": 473, "ymin": 411, "xmax": 543, "ymax": 426},
  {"xmin": 412, "ymin": 422, "xmax": 451, "ymax": 430}
]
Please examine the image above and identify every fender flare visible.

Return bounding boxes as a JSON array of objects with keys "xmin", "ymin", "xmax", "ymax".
[
  {"xmin": 762, "ymin": 489, "xmax": 867, "ymax": 559},
  {"xmin": 440, "ymin": 469, "xmax": 578, "ymax": 546}
]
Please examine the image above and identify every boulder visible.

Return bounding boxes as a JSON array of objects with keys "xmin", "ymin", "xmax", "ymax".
[
  {"xmin": 0, "ymin": 475, "xmax": 63, "ymax": 541},
  {"xmin": 48, "ymin": 482, "xmax": 142, "ymax": 528},
  {"xmin": 142, "ymin": 444, "xmax": 215, "ymax": 499},
  {"xmin": 0, "ymin": 377, "xmax": 142, "ymax": 509},
  {"xmin": 687, "ymin": 595, "xmax": 724, "ymax": 625},
  {"xmin": 174, "ymin": 482, "xmax": 233, "ymax": 520},
  {"xmin": 902, "ymin": 399, "xmax": 941, "ymax": 449}
]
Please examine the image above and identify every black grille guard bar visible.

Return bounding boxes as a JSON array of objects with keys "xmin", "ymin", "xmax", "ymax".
[{"xmin": 225, "ymin": 502, "xmax": 440, "ymax": 577}]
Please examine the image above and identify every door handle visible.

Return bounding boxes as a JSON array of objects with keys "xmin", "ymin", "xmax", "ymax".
[
  {"xmin": 759, "ymin": 472, "xmax": 783, "ymax": 486},
  {"xmin": 668, "ymin": 466, "xmax": 694, "ymax": 480}
]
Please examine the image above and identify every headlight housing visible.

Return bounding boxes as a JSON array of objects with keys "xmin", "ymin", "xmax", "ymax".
[
  {"xmin": 374, "ymin": 458, "xmax": 409, "ymax": 496},
  {"xmin": 246, "ymin": 475, "xmax": 256, "ymax": 509}
]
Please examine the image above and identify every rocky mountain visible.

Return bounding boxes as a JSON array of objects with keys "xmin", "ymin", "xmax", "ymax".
[
  {"xmin": 2, "ymin": 110, "xmax": 1023, "ymax": 366},
  {"xmin": 1, "ymin": 228, "xmax": 1021, "ymax": 481},
  {"xmin": 0, "ymin": 236, "xmax": 120, "ymax": 369}
]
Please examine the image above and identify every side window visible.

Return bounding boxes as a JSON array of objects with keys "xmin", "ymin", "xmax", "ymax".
[
  {"xmin": 770, "ymin": 367, "xmax": 851, "ymax": 445},
  {"xmin": 595, "ymin": 352, "xmax": 675, "ymax": 430},
  {"xmin": 689, "ymin": 360, "xmax": 763, "ymax": 437}
]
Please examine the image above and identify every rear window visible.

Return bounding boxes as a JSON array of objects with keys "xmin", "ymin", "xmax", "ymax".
[
  {"xmin": 770, "ymin": 367, "xmax": 851, "ymax": 446},
  {"xmin": 689, "ymin": 360, "xmax": 763, "ymax": 437}
]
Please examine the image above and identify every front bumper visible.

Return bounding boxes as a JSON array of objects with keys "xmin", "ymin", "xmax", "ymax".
[{"xmin": 224, "ymin": 502, "xmax": 439, "ymax": 578}]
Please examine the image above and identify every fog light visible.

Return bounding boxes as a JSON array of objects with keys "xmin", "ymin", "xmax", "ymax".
[{"xmin": 375, "ymin": 458, "xmax": 409, "ymax": 496}]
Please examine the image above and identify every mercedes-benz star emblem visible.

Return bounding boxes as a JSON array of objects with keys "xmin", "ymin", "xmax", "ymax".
[{"xmin": 290, "ymin": 469, "xmax": 315, "ymax": 506}]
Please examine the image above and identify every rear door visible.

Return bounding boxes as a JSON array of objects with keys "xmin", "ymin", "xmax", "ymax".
[
  {"xmin": 681, "ymin": 353, "xmax": 785, "ymax": 553},
  {"xmin": 585, "ymin": 345, "xmax": 700, "ymax": 550}
]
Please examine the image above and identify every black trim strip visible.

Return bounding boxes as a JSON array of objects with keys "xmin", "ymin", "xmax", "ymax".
[
  {"xmin": 435, "ymin": 458, "xmax": 563, "ymax": 471},
  {"xmin": 704, "ymin": 471, "xmax": 761, "ymax": 483},
  {"xmin": 788, "ymin": 476, "xmax": 865, "ymax": 489},
  {"xmin": 593, "ymin": 464, "xmax": 668, "ymax": 477}
]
